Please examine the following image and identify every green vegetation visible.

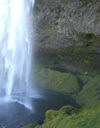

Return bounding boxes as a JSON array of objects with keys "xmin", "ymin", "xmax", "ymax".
[
  {"xmin": 22, "ymin": 105, "xmax": 100, "ymax": 128},
  {"xmin": 60, "ymin": 0, "xmax": 99, "ymax": 5},
  {"xmin": 36, "ymin": 105, "xmax": 100, "ymax": 128},
  {"xmin": 79, "ymin": 33, "xmax": 100, "ymax": 47},
  {"xmin": 41, "ymin": 29, "xmax": 57, "ymax": 34},
  {"xmin": 35, "ymin": 45, "xmax": 100, "ymax": 73},
  {"xmin": 60, "ymin": 0, "xmax": 68, "ymax": 4},
  {"xmin": 75, "ymin": 74, "xmax": 100, "ymax": 108},
  {"xmin": 34, "ymin": 32, "xmax": 100, "ymax": 109},
  {"xmin": 22, "ymin": 32, "xmax": 100, "ymax": 128},
  {"xmin": 30, "ymin": 31, "xmax": 100, "ymax": 128},
  {"xmin": 34, "ymin": 65, "xmax": 100, "ymax": 108},
  {"xmin": 34, "ymin": 66, "xmax": 80, "ymax": 93},
  {"xmin": 80, "ymin": 0, "xmax": 99, "ymax": 5},
  {"xmin": 21, "ymin": 124, "xmax": 36, "ymax": 128}
]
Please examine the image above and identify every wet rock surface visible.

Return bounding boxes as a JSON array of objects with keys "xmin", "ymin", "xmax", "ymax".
[{"xmin": 34, "ymin": 0, "xmax": 100, "ymax": 49}]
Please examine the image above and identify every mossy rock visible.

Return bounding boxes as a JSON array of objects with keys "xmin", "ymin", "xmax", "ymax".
[
  {"xmin": 59, "ymin": 105, "xmax": 79, "ymax": 115},
  {"xmin": 41, "ymin": 29, "xmax": 56, "ymax": 35},
  {"xmin": 45, "ymin": 105, "xmax": 78, "ymax": 122},
  {"xmin": 80, "ymin": 0, "xmax": 99, "ymax": 5},
  {"xmin": 34, "ymin": 66, "xmax": 80, "ymax": 94},
  {"xmin": 35, "ymin": 126, "xmax": 41, "ymax": 128},
  {"xmin": 21, "ymin": 123, "xmax": 36, "ymax": 128},
  {"xmin": 75, "ymin": 74, "xmax": 100, "ymax": 108},
  {"xmin": 45, "ymin": 110, "xmax": 59, "ymax": 122},
  {"xmin": 60, "ymin": 0, "xmax": 68, "ymax": 4},
  {"xmin": 35, "ymin": 45, "xmax": 100, "ymax": 73},
  {"xmin": 23, "ymin": 106, "xmax": 100, "ymax": 128},
  {"xmin": 79, "ymin": 33, "xmax": 100, "ymax": 47},
  {"xmin": 36, "ymin": 105, "xmax": 100, "ymax": 128}
]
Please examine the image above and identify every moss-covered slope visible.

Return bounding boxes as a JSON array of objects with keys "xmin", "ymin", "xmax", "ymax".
[
  {"xmin": 37, "ymin": 106, "xmax": 100, "ymax": 128},
  {"xmin": 34, "ymin": 65, "xmax": 100, "ymax": 108},
  {"xmin": 75, "ymin": 74, "xmax": 100, "ymax": 108},
  {"xmin": 34, "ymin": 66, "xmax": 79, "ymax": 94},
  {"xmin": 22, "ymin": 105, "xmax": 100, "ymax": 128}
]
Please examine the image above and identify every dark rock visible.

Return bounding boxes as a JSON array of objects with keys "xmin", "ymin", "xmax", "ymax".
[{"xmin": 34, "ymin": 0, "xmax": 100, "ymax": 49}]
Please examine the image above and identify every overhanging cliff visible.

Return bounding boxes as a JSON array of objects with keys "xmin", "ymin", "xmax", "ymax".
[{"xmin": 34, "ymin": 0, "xmax": 100, "ymax": 49}]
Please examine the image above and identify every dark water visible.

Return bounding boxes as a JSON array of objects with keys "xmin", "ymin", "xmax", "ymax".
[{"xmin": 0, "ymin": 88, "xmax": 79, "ymax": 128}]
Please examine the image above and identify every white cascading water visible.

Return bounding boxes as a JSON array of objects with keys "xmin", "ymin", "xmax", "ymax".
[{"xmin": 0, "ymin": 0, "xmax": 36, "ymax": 110}]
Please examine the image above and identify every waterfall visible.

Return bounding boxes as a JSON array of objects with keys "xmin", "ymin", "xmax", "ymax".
[{"xmin": 0, "ymin": 0, "xmax": 36, "ymax": 110}]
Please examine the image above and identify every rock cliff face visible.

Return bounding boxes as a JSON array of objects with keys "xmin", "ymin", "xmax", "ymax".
[{"xmin": 34, "ymin": 0, "xmax": 100, "ymax": 49}]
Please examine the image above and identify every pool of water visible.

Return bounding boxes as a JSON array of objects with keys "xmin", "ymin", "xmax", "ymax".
[{"xmin": 0, "ymin": 88, "xmax": 79, "ymax": 128}]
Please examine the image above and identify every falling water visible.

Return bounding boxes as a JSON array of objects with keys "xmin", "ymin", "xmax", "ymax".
[{"xmin": 0, "ymin": 0, "xmax": 36, "ymax": 109}]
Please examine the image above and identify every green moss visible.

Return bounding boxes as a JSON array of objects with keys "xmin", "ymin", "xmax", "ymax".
[
  {"xmin": 60, "ymin": 0, "xmax": 99, "ymax": 5},
  {"xmin": 45, "ymin": 110, "xmax": 59, "ymax": 122},
  {"xmin": 35, "ymin": 105, "xmax": 100, "ymax": 128},
  {"xmin": 35, "ymin": 126, "xmax": 41, "ymax": 128},
  {"xmin": 75, "ymin": 74, "xmax": 100, "ymax": 108},
  {"xmin": 35, "ymin": 45, "xmax": 100, "ymax": 73},
  {"xmin": 59, "ymin": 105, "xmax": 79, "ymax": 115},
  {"xmin": 80, "ymin": 0, "xmax": 99, "ymax": 5},
  {"xmin": 34, "ymin": 44, "xmax": 100, "ymax": 109},
  {"xmin": 57, "ymin": 54, "xmax": 64, "ymax": 60},
  {"xmin": 41, "ymin": 29, "xmax": 57, "ymax": 34},
  {"xmin": 60, "ymin": 0, "xmax": 68, "ymax": 4},
  {"xmin": 78, "ymin": 74, "xmax": 91, "ymax": 84},
  {"xmin": 45, "ymin": 105, "xmax": 77, "ymax": 123},
  {"xmin": 22, "ymin": 105, "xmax": 100, "ymax": 128},
  {"xmin": 79, "ymin": 33, "xmax": 100, "ymax": 47},
  {"xmin": 84, "ymin": 59, "xmax": 90, "ymax": 65},
  {"xmin": 72, "ymin": 47, "xmax": 95, "ymax": 54},
  {"xmin": 34, "ymin": 64, "xmax": 100, "ymax": 108},
  {"xmin": 21, "ymin": 123, "xmax": 36, "ymax": 128},
  {"xmin": 34, "ymin": 66, "xmax": 80, "ymax": 94}
]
